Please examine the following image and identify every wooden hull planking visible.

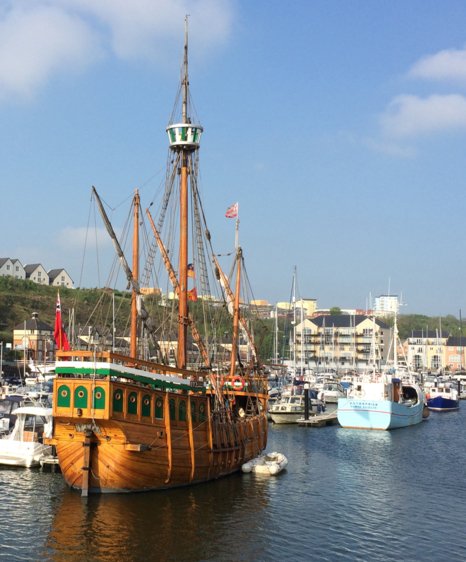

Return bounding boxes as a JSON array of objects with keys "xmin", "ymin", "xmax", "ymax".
[{"xmin": 50, "ymin": 374, "xmax": 268, "ymax": 493}]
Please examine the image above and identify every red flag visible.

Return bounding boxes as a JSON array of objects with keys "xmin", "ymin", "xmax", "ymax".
[
  {"xmin": 225, "ymin": 202, "xmax": 238, "ymax": 218},
  {"xmin": 54, "ymin": 293, "xmax": 70, "ymax": 351},
  {"xmin": 187, "ymin": 288, "xmax": 198, "ymax": 302}
]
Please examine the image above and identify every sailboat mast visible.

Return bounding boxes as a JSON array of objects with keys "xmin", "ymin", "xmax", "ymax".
[
  {"xmin": 177, "ymin": 18, "xmax": 190, "ymax": 369},
  {"xmin": 178, "ymin": 160, "xmax": 189, "ymax": 368},
  {"xmin": 182, "ymin": 19, "xmax": 189, "ymax": 124},
  {"xmin": 166, "ymin": 16, "xmax": 203, "ymax": 369},
  {"xmin": 130, "ymin": 189, "xmax": 140, "ymax": 358},
  {"xmin": 229, "ymin": 248, "xmax": 242, "ymax": 378},
  {"xmin": 292, "ymin": 267, "xmax": 296, "ymax": 374},
  {"xmin": 460, "ymin": 309, "xmax": 463, "ymax": 370}
]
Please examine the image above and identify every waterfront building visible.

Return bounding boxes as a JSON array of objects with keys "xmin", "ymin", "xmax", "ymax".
[
  {"xmin": 13, "ymin": 312, "xmax": 54, "ymax": 363},
  {"xmin": 276, "ymin": 298, "xmax": 317, "ymax": 317},
  {"xmin": 294, "ymin": 314, "xmax": 390, "ymax": 370},
  {"xmin": 250, "ymin": 300, "xmax": 274, "ymax": 319},
  {"xmin": 404, "ymin": 330, "xmax": 448, "ymax": 372},
  {"xmin": 444, "ymin": 336, "xmax": 466, "ymax": 372}
]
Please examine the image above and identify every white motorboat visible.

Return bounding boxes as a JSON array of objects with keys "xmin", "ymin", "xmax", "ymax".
[
  {"xmin": 321, "ymin": 381, "xmax": 346, "ymax": 404},
  {"xmin": 0, "ymin": 406, "xmax": 54, "ymax": 467},
  {"xmin": 268, "ymin": 394, "xmax": 307, "ymax": 424},
  {"xmin": 268, "ymin": 388, "xmax": 323, "ymax": 423}
]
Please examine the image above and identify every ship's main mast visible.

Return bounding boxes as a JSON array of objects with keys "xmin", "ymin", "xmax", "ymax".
[{"xmin": 166, "ymin": 17, "xmax": 203, "ymax": 369}]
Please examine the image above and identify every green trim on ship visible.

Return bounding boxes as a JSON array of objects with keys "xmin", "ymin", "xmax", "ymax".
[{"xmin": 55, "ymin": 366, "xmax": 205, "ymax": 393}]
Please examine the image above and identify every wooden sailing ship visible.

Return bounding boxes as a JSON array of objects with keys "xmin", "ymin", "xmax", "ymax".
[{"xmin": 47, "ymin": 21, "xmax": 268, "ymax": 494}]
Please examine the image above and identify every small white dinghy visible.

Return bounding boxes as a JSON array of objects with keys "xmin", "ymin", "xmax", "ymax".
[{"xmin": 242, "ymin": 451, "xmax": 288, "ymax": 475}]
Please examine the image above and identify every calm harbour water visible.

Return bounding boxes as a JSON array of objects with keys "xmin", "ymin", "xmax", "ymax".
[{"xmin": 1, "ymin": 407, "xmax": 466, "ymax": 562}]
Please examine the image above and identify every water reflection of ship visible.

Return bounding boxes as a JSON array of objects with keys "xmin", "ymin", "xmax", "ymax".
[{"xmin": 43, "ymin": 475, "xmax": 273, "ymax": 560}]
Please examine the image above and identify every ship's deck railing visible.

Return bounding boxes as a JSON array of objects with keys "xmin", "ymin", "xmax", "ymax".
[
  {"xmin": 56, "ymin": 350, "xmax": 209, "ymax": 380},
  {"xmin": 56, "ymin": 350, "xmax": 268, "ymax": 392}
]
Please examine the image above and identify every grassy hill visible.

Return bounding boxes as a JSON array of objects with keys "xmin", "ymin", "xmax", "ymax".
[
  {"xmin": 1, "ymin": 276, "xmax": 462, "ymax": 361},
  {"xmin": 0, "ymin": 277, "xmax": 131, "ymax": 344},
  {"xmin": 0, "ymin": 276, "xmax": 275, "ymax": 360}
]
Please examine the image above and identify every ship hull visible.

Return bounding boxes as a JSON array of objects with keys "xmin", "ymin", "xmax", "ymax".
[
  {"xmin": 54, "ymin": 414, "xmax": 267, "ymax": 493},
  {"xmin": 427, "ymin": 396, "xmax": 459, "ymax": 412},
  {"xmin": 337, "ymin": 398, "xmax": 424, "ymax": 430},
  {"xmin": 49, "ymin": 364, "xmax": 268, "ymax": 493}
]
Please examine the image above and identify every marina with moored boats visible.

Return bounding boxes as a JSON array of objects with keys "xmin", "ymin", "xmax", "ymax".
[{"xmin": 1, "ymin": 9, "xmax": 466, "ymax": 562}]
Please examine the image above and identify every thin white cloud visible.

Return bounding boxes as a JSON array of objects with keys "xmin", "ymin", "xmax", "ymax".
[
  {"xmin": 0, "ymin": 0, "xmax": 234, "ymax": 102},
  {"xmin": 370, "ymin": 44, "xmax": 466, "ymax": 151},
  {"xmin": 380, "ymin": 94, "xmax": 466, "ymax": 137},
  {"xmin": 409, "ymin": 46, "xmax": 466, "ymax": 82},
  {"xmin": 58, "ymin": 226, "xmax": 114, "ymax": 251},
  {"xmin": 60, "ymin": 0, "xmax": 233, "ymax": 60},
  {"xmin": 0, "ymin": 4, "xmax": 102, "ymax": 101}
]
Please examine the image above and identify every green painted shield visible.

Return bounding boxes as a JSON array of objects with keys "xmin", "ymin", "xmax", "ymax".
[
  {"xmin": 142, "ymin": 394, "xmax": 151, "ymax": 417},
  {"xmin": 113, "ymin": 389, "xmax": 123, "ymax": 413},
  {"xmin": 128, "ymin": 392, "xmax": 138, "ymax": 415},
  {"xmin": 93, "ymin": 386, "xmax": 106, "ymax": 410},
  {"xmin": 155, "ymin": 397, "xmax": 164, "ymax": 419},
  {"xmin": 57, "ymin": 385, "xmax": 71, "ymax": 408},
  {"xmin": 74, "ymin": 385, "xmax": 88, "ymax": 408}
]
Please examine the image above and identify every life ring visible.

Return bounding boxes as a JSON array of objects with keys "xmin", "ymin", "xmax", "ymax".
[{"xmin": 232, "ymin": 376, "xmax": 245, "ymax": 391}]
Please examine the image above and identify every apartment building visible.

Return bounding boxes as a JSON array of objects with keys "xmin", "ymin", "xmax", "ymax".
[{"xmin": 293, "ymin": 314, "xmax": 390, "ymax": 370}]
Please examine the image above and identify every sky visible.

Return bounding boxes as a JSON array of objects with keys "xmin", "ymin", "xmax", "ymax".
[{"xmin": 1, "ymin": 0, "xmax": 466, "ymax": 316}]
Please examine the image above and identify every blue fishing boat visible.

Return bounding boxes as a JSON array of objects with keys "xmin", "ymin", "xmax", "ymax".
[{"xmin": 426, "ymin": 383, "xmax": 460, "ymax": 412}]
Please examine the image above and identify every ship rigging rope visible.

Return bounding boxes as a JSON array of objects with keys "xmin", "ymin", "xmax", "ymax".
[
  {"xmin": 76, "ymin": 194, "xmax": 94, "ymax": 289},
  {"xmin": 141, "ymin": 151, "xmax": 178, "ymax": 288},
  {"xmin": 168, "ymin": 75, "xmax": 200, "ymax": 125},
  {"xmin": 91, "ymin": 187, "xmax": 161, "ymax": 353}
]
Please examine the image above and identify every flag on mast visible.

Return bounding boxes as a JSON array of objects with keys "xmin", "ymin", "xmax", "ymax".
[
  {"xmin": 187, "ymin": 288, "xmax": 198, "ymax": 301},
  {"xmin": 225, "ymin": 202, "xmax": 238, "ymax": 218},
  {"xmin": 54, "ymin": 292, "xmax": 70, "ymax": 351}
]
